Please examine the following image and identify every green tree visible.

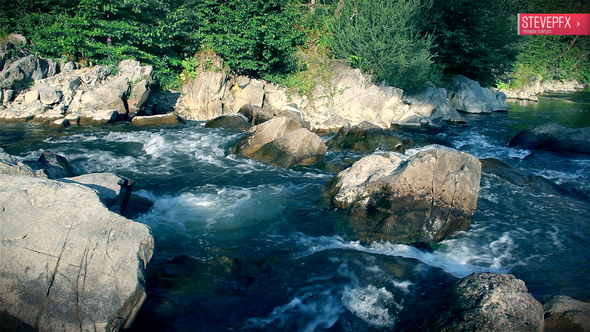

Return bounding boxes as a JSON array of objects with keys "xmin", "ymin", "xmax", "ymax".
[
  {"xmin": 330, "ymin": 0, "xmax": 438, "ymax": 89},
  {"xmin": 425, "ymin": 0, "xmax": 523, "ymax": 87}
]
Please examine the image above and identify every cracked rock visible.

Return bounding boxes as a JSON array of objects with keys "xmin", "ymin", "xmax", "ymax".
[{"xmin": 0, "ymin": 174, "xmax": 154, "ymax": 331}]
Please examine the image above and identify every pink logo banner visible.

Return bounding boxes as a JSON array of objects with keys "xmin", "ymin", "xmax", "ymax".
[{"xmin": 518, "ymin": 14, "xmax": 590, "ymax": 35}]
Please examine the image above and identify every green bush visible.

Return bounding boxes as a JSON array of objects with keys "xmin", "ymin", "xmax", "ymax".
[{"xmin": 330, "ymin": 0, "xmax": 439, "ymax": 89}]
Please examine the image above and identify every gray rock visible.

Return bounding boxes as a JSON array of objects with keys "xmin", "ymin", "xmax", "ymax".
[
  {"xmin": 117, "ymin": 59, "xmax": 154, "ymax": 83},
  {"xmin": 326, "ymin": 121, "xmax": 405, "ymax": 153},
  {"xmin": 233, "ymin": 116, "xmax": 327, "ymax": 167},
  {"xmin": 329, "ymin": 149, "xmax": 481, "ymax": 244},
  {"xmin": 80, "ymin": 65, "xmax": 111, "ymax": 86},
  {"xmin": 0, "ymin": 174, "xmax": 154, "ymax": 331},
  {"xmin": 77, "ymin": 110, "xmax": 118, "ymax": 125},
  {"xmin": 131, "ymin": 113, "xmax": 182, "ymax": 126},
  {"xmin": 425, "ymin": 273, "xmax": 544, "ymax": 332},
  {"xmin": 542, "ymin": 295, "xmax": 590, "ymax": 332},
  {"xmin": 509, "ymin": 122, "xmax": 590, "ymax": 155},
  {"xmin": 234, "ymin": 116, "xmax": 302, "ymax": 157},
  {"xmin": 0, "ymin": 147, "xmax": 42, "ymax": 177},
  {"xmin": 250, "ymin": 128, "xmax": 328, "ymax": 168},
  {"xmin": 0, "ymin": 55, "xmax": 39, "ymax": 91},
  {"xmin": 72, "ymin": 77, "xmax": 130, "ymax": 120},
  {"xmin": 403, "ymin": 81, "xmax": 464, "ymax": 123},
  {"xmin": 22, "ymin": 149, "xmax": 76, "ymax": 179},
  {"xmin": 128, "ymin": 79, "xmax": 150, "ymax": 118},
  {"xmin": 205, "ymin": 113, "xmax": 250, "ymax": 131},
  {"xmin": 238, "ymin": 104, "xmax": 274, "ymax": 125},
  {"xmin": 178, "ymin": 71, "xmax": 229, "ymax": 121},
  {"xmin": 326, "ymin": 153, "xmax": 404, "ymax": 209},
  {"xmin": 60, "ymin": 173, "xmax": 134, "ymax": 214},
  {"xmin": 37, "ymin": 86, "xmax": 62, "ymax": 105},
  {"xmin": 447, "ymin": 75, "xmax": 505, "ymax": 113},
  {"xmin": 232, "ymin": 78, "xmax": 265, "ymax": 113}
]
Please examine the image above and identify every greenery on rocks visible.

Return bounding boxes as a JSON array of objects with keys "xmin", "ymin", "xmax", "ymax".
[{"xmin": 1, "ymin": 0, "xmax": 588, "ymax": 92}]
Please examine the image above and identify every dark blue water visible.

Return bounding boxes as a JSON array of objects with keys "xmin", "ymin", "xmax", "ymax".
[{"xmin": 0, "ymin": 90, "xmax": 588, "ymax": 331}]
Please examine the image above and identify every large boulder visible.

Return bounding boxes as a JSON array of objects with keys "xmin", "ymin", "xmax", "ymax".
[
  {"xmin": 250, "ymin": 128, "xmax": 328, "ymax": 168},
  {"xmin": 0, "ymin": 174, "xmax": 154, "ymax": 331},
  {"xmin": 509, "ymin": 122, "xmax": 590, "ymax": 155},
  {"xmin": 233, "ymin": 116, "xmax": 327, "ymax": 167},
  {"xmin": 326, "ymin": 121, "xmax": 405, "ymax": 153},
  {"xmin": 425, "ymin": 273, "xmax": 544, "ymax": 332},
  {"xmin": 327, "ymin": 149, "xmax": 481, "ymax": 244},
  {"xmin": 541, "ymin": 295, "xmax": 590, "ymax": 332},
  {"xmin": 446, "ymin": 75, "xmax": 508, "ymax": 113}
]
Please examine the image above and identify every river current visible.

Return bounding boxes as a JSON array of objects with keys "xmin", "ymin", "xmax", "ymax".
[{"xmin": 1, "ymin": 90, "xmax": 589, "ymax": 331}]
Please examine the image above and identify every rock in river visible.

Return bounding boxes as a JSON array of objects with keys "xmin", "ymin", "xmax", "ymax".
[
  {"xmin": 425, "ymin": 273, "xmax": 544, "ymax": 332},
  {"xmin": 0, "ymin": 174, "xmax": 154, "ymax": 331},
  {"xmin": 509, "ymin": 122, "xmax": 590, "ymax": 155},
  {"xmin": 327, "ymin": 149, "xmax": 481, "ymax": 244}
]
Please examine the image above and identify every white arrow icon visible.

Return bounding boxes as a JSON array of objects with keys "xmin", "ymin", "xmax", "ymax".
[{"xmin": 577, "ymin": 22, "xmax": 580, "ymax": 26}]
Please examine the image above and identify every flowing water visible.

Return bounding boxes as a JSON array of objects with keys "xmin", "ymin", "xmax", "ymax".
[{"xmin": 1, "ymin": 90, "xmax": 589, "ymax": 331}]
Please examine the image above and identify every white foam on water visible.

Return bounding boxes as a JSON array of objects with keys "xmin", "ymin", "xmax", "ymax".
[
  {"xmin": 244, "ymin": 258, "xmax": 410, "ymax": 331},
  {"xmin": 290, "ymin": 233, "xmax": 508, "ymax": 278},
  {"xmin": 243, "ymin": 293, "xmax": 344, "ymax": 332},
  {"xmin": 449, "ymin": 131, "xmax": 531, "ymax": 160},
  {"xmin": 342, "ymin": 285, "xmax": 398, "ymax": 328},
  {"xmin": 143, "ymin": 134, "xmax": 167, "ymax": 157},
  {"xmin": 404, "ymin": 144, "xmax": 455, "ymax": 157},
  {"xmin": 136, "ymin": 184, "xmax": 288, "ymax": 236}
]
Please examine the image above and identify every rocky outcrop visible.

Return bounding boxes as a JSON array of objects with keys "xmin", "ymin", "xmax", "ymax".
[
  {"xmin": 327, "ymin": 149, "xmax": 481, "ymax": 244},
  {"xmin": 541, "ymin": 295, "xmax": 590, "ymax": 332},
  {"xmin": 232, "ymin": 116, "xmax": 327, "ymax": 167},
  {"xmin": 398, "ymin": 81, "xmax": 465, "ymax": 125},
  {"xmin": 238, "ymin": 104, "xmax": 274, "ymax": 125},
  {"xmin": 0, "ymin": 174, "xmax": 154, "ymax": 331},
  {"xmin": 501, "ymin": 77, "xmax": 585, "ymax": 101},
  {"xmin": 425, "ymin": 273, "xmax": 544, "ymax": 332},
  {"xmin": 326, "ymin": 121, "xmax": 405, "ymax": 153},
  {"xmin": 0, "ymin": 56, "xmax": 158, "ymax": 125},
  {"xmin": 446, "ymin": 75, "xmax": 508, "ymax": 113},
  {"xmin": 0, "ymin": 147, "xmax": 40, "ymax": 176},
  {"xmin": 509, "ymin": 122, "xmax": 590, "ymax": 155}
]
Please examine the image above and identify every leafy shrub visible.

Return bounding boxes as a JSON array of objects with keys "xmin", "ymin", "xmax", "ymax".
[{"xmin": 330, "ymin": 0, "xmax": 439, "ymax": 89}]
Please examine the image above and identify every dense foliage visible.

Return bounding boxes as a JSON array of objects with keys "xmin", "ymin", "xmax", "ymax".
[
  {"xmin": 330, "ymin": 0, "xmax": 438, "ymax": 88},
  {"xmin": 1, "ymin": 0, "xmax": 588, "ymax": 90}
]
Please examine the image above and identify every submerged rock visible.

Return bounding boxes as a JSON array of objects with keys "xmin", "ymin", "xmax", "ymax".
[
  {"xmin": 425, "ymin": 273, "xmax": 544, "ymax": 332},
  {"xmin": 327, "ymin": 149, "xmax": 481, "ymax": 244},
  {"xmin": 509, "ymin": 122, "xmax": 590, "ymax": 155},
  {"xmin": 326, "ymin": 121, "xmax": 405, "ymax": 153},
  {"xmin": 0, "ymin": 174, "xmax": 154, "ymax": 331}
]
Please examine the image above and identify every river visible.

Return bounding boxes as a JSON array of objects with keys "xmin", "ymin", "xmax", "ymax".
[{"xmin": 1, "ymin": 89, "xmax": 589, "ymax": 331}]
